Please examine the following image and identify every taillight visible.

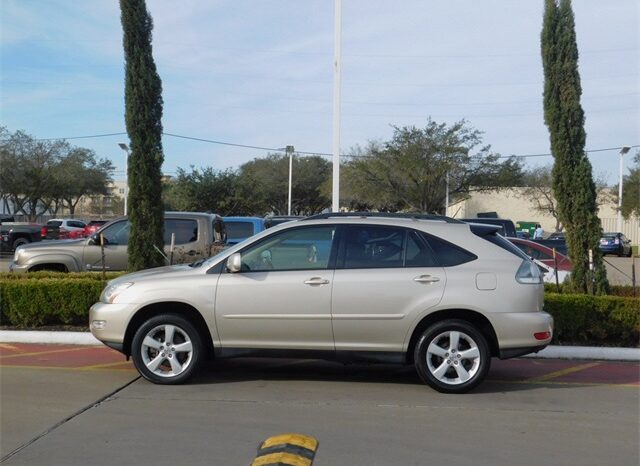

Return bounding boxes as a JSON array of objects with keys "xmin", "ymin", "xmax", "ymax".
[
  {"xmin": 515, "ymin": 260, "xmax": 543, "ymax": 284},
  {"xmin": 41, "ymin": 226, "xmax": 47, "ymax": 238},
  {"xmin": 534, "ymin": 331, "xmax": 551, "ymax": 340}
]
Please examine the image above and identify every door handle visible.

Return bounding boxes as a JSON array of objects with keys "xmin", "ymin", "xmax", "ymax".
[
  {"xmin": 187, "ymin": 250, "xmax": 197, "ymax": 256},
  {"xmin": 304, "ymin": 277, "xmax": 330, "ymax": 286},
  {"xmin": 414, "ymin": 275, "xmax": 440, "ymax": 284}
]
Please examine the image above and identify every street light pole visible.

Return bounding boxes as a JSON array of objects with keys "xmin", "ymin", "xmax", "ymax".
[
  {"xmin": 332, "ymin": 0, "xmax": 342, "ymax": 212},
  {"xmin": 286, "ymin": 145, "xmax": 295, "ymax": 216},
  {"xmin": 118, "ymin": 143, "xmax": 130, "ymax": 216},
  {"xmin": 618, "ymin": 146, "xmax": 631, "ymax": 231},
  {"xmin": 445, "ymin": 171, "xmax": 449, "ymax": 217}
]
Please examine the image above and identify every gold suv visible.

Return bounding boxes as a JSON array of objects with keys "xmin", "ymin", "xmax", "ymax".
[{"xmin": 90, "ymin": 213, "xmax": 553, "ymax": 394}]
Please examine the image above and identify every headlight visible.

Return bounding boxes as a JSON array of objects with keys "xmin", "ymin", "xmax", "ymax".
[
  {"xmin": 13, "ymin": 248, "xmax": 25, "ymax": 263},
  {"xmin": 100, "ymin": 282, "xmax": 134, "ymax": 303}
]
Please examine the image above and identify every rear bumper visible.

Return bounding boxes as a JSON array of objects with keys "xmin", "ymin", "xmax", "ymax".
[{"xmin": 499, "ymin": 344, "xmax": 548, "ymax": 359}]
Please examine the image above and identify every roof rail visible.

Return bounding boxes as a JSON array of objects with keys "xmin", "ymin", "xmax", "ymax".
[{"xmin": 302, "ymin": 212, "xmax": 462, "ymax": 224}]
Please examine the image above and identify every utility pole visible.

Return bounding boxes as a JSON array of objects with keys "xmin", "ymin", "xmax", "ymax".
[
  {"xmin": 332, "ymin": 0, "xmax": 342, "ymax": 212},
  {"xmin": 286, "ymin": 145, "xmax": 295, "ymax": 216}
]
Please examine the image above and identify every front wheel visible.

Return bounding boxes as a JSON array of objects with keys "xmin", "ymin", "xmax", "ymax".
[
  {"xmin": 131, "ymin": 314, "xmax": 204, "ymax": 384},
  {"xmin": 414, "ymin": 319, "xmax": 490, "ymax": 394}
]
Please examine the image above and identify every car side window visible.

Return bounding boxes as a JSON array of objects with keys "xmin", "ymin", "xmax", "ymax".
[
  {"xmin": 99, "ymin": 221, "xmax": 130, "ymax": 246},
  {"xmin": 422, "ymin": 233, "xmax": 477, "ymax": 267},
  {"xmin": 405, "ymin": 231, "xmax": 439, "ymax": 267},
  {"xmin": 343, "ymin": 226, "xmax": 404, "ymax": 269},
  {"xmin": 164, "ymin": 219, "xmax": 198, "ymax": 245},
  {"xmin": 68, "ymin": 221, "xmax": 86, "ymax": 229},
  {"xmin": 240, "ymin": 226, "xmax": 336, "ymax": 272}
]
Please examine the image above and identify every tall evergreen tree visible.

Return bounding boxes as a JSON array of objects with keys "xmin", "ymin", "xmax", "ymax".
[
  {"xmin": 541, "ymin": 0, "xmax": 608, "ymax": 294},
  {"xmin": 120, "ymin": 0, "xmax": 165, "ymax": 270}
]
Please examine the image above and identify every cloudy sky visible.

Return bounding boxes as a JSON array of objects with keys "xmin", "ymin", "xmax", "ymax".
[{"xmin": 1, "ymin": 0, "xmax": 638, "ymax": 185}]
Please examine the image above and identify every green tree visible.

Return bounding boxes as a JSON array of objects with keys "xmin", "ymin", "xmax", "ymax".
[
  {"xmin": 341, "ymin": 120, "xmax": 523, "ymax": 213},
  {"xmin": 121, "ymin": 0, "xmax": 165, "ymax": 270},
  {"xmin": 0, "ymin": 129, "xmax": 62, "ymax": 220},
  {"xmin": 541, "ymin": 0, "xmax": 608, "ymax": 294},
  {"xmin": 54, "ymin": 148, "xmax": 114, "ymax": 218},
  {"xmin": 164, "ymin": 167, "xmax": 243, "ymax": 215},
  {"xmin": 238, "ymin": 154, "xmax": 331, "ymax": 215}
]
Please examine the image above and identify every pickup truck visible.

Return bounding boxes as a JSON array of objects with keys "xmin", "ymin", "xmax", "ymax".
[
  {"xmin": 10, "ymin": 212, "xmax": 226, "ymax": 273},
  {"xmin": 0, "ymin": 220, "xmax": 43, "ymax": 252},
  {"xmin": 222, "ymin": 216, "xmax": 266, "ymax": 245}
]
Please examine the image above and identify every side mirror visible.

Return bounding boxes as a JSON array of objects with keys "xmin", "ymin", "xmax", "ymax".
[
  {"xmin": 226, "ymin": 253, "xmax": 242, "ymax": 273},
  {"xmin": 89, "ymin": 234, "xmax": 108, "ymax": 246}
]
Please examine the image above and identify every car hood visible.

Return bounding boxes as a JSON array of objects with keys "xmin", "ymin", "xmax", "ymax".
[
  {"xmin": 18, "ymin": 239, "xmax": 86, "ymax": 252},
  {"xmin": 108, "ymin": 264, "xmax": 196, "ymax": 285}
]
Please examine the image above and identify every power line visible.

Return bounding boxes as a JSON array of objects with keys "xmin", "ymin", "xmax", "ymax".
[{"xmin": 7, "ymin": 130, "xmax": 638, "ymax": 160}]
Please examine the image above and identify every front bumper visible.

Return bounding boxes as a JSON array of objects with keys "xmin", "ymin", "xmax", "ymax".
[
  {"xmin": 89, "ymin": 301, "xmax": 137, "ymax": 353},
  {"xmin": 8, "ymin": 262, "xmax": 28, "ymax": 273}
]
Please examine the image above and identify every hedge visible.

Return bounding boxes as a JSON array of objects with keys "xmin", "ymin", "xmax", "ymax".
[
  {"xmin": 544, "ymin": 282, "xmax": 638, "ymax": 298},
  {"xmin": 1, "ymin": 275, "xmax": 638, "ymax": 347},
  {"xmin": 544, "ymin": 293, "xmax": 639, "ymax": 347}
]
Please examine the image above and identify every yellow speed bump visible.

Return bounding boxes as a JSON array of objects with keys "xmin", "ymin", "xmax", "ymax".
[{"xmin": 251, "ymin": 433, "xmax": 319, "ymax": 466}]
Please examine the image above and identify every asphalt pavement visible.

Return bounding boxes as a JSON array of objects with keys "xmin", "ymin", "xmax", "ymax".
[{"xmin": 1, "ymin": 344, "xmax": 639, "ymax": 466}]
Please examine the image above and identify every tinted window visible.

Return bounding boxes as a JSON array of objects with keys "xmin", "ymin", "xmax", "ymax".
[
  {"xmin": 405, "ymin": 231, "xmax": 439, "ymax": 267},
  {"xmin": 512, "ymin": 242, "xmax": 552, "ymax": 260},
  {"xmin": 164, "ymin": 219, "xmax": 198, "ymax": 245},
  {"xmin": 226, "ymin": 221, "xmax": 255, "ymax": 239},
  {"xmin": 343, "ymin": 226, "xmax": 404, "ymax": 269},
  {"xmin": 422, "ymin": 233, "xmax": 477, "ymax": 267},
  {"xmin": 100, "ymin": 221, "xmax": 130, "ymax": 246},
  {"xmin": 68, "ymin": 221, "xmax": 86, "ymax": 229},
  {"xmin": 241, "ymin": 226, "xmax": 336, "ymax": 272},
  {"xmin": 47, "ymin": 221, "xmax": 62, "ymax": 227}
]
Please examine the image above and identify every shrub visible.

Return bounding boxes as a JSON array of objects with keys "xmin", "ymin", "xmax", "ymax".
[
  {"xmin": 0, "ymin": 278, "xmax": 106, "ymax": 327},
  {"xmin": 544, "ymin": 293, "xmax": 639, "ymax": 346},
  {"xmin": 0, "ymin": 271, "xmax": 126, "ymax": 281},
  {"xmin": 544, "ymin": 283, "xmax": 638, "ymax": 298}
]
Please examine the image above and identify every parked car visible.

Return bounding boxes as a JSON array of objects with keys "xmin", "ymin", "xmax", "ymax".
[
  {"xmin": 43, "ymin": 218, "xmax": 87, "ymax": 240},
  {"xmin": 264, "ymin": 215, "xmax": 303, "ymax": 229},
  {"xmin": 84, "ymin": 220, "xmax": 109, "ymax": 237},
  {"xmin": 599, "ymin": 232, "xmax": 633, "ymax": 257},
  {"xmin": 223, "ymin": 216, "xmax": 266, "ymax": 245},
  {"xmin": 532, "ymin": 239, "xmax": 569, "ymax": 256},
  {"xmin": 459, "ymin": 217, "xmax": 517, "ymax": 237},
  {"xmin": 547, "ymin": 232, "xmax": 565, "ymax": 241},
  {"xmin": 508, "ymin": 238, "xmax": 572, "ymax": 271},
  {"xmin": 0, "ymin": 221, "xmax": 43, "ymax": 252},
  {"xmin": 90, "ymin": 212, "xmax": 552, "ymax": 393},
  {"xmin": 10, "ymin": 212, "xmax": 226, "ymax": 273}
]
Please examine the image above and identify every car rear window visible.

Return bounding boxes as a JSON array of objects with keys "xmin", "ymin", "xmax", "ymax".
[
  {"xmin": 473, "ymin": 227, "xmax": 529, "ymax": 260},
  {"xmin": 47, "ymin": 221, "xmax": 62, "ymax": 227},
  {"xmin": 226, "ymin": 221, "xmax": 255, "ymax": 239}
]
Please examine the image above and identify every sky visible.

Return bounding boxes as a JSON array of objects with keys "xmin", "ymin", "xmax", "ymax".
[{"xmin": 1, "ymin": 0, "xmax": 638, "ymax": 185}]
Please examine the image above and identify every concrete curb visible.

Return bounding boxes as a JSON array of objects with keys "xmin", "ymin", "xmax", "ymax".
[{"xmin": 0, "ymin": 330, "xmax": 638, "ymax": 361}]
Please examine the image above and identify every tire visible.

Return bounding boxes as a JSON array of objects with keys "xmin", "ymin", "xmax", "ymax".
[
  {"xmin": 131, "ymin": 314, "xmax": 204, "ymax": 385},
  {"xmin": 12, "ymin": 237, "xmax": 29, "ymax": 250},
  {"xmin": 414, "ymin": 319, "xmax": 490, "ymax": 394}
]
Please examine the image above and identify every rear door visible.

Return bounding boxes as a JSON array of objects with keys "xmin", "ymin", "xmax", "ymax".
[
  {"xmin": 82, "ymin": 220, "xmax": 129, "ymax": 271},
  {"xmin": 330, "ymin": 225, "xmax": 446, "ymax": 353}
]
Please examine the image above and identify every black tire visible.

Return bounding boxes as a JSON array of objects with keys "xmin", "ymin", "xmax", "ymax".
[
  {"xmin": 131, "ymin": 314, "xmax": 204, "ymax": 385},
  {"xmin": 414, "ymin": 319, "xmax": 490, "ymax": 394},
  {"xmin": 627, "ymin": 248, "xmax": 633, "ymax": 258},
  {"xmin": 12, "ymin": 237, "xmax": 29, "ymax": 250}
]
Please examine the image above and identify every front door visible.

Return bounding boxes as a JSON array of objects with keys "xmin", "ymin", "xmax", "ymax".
[
  {"xmin": 215, "ymin": 225, "xmax": 338, "ymax": 350},
  {"xmin": 82, "ymin": 219, "xmax": 129, "ymax": 271}
]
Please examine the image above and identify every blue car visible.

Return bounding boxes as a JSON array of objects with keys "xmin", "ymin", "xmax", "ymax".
[
  {"xmin": 223, "ymin": 217, "xmax": 266, "ymax": 245},
  {"xmin": 599, "ymin": 232, "xmax": 633, "ymax": 257}
]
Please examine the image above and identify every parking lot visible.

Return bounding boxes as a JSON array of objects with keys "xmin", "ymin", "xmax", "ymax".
[{"xmin": 1, "ymin": 343, "xmax": 638, "ymax": 466}]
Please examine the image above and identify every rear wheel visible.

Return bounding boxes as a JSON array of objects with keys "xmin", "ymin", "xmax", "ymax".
[
  {"xmin": 131, "ymin": 314, "xmax": 204, "ymax": 384},
  {"xmin": 414, "ymin": 319, "xmax": 490, "ymax": 394},
  {"xmin": 12, "ymin": 237, "xmax": 29, "ymax": 250}
]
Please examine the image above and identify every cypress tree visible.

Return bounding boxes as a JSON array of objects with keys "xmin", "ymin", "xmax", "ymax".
[
  {"xmin": 541, "ymin": 0, "xmax": 608, "ymax": 294},
  {"xmin": 120, "ymin": 0, "xmax": 165, "ymax": 271}
]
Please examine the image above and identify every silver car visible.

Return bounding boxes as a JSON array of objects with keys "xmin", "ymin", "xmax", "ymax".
[{"xmin": 90, "ymin": 213, "xmax": 552, "ymax": 393}]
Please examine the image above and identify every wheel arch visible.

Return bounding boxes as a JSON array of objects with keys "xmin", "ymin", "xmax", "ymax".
[
  {"xmin": 406, "ymin": 309, "xmax": 499, "ymax": 363},
  {"xmin": 123, "ymin": 302, "xmax": 214, "ymax": 358}
]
